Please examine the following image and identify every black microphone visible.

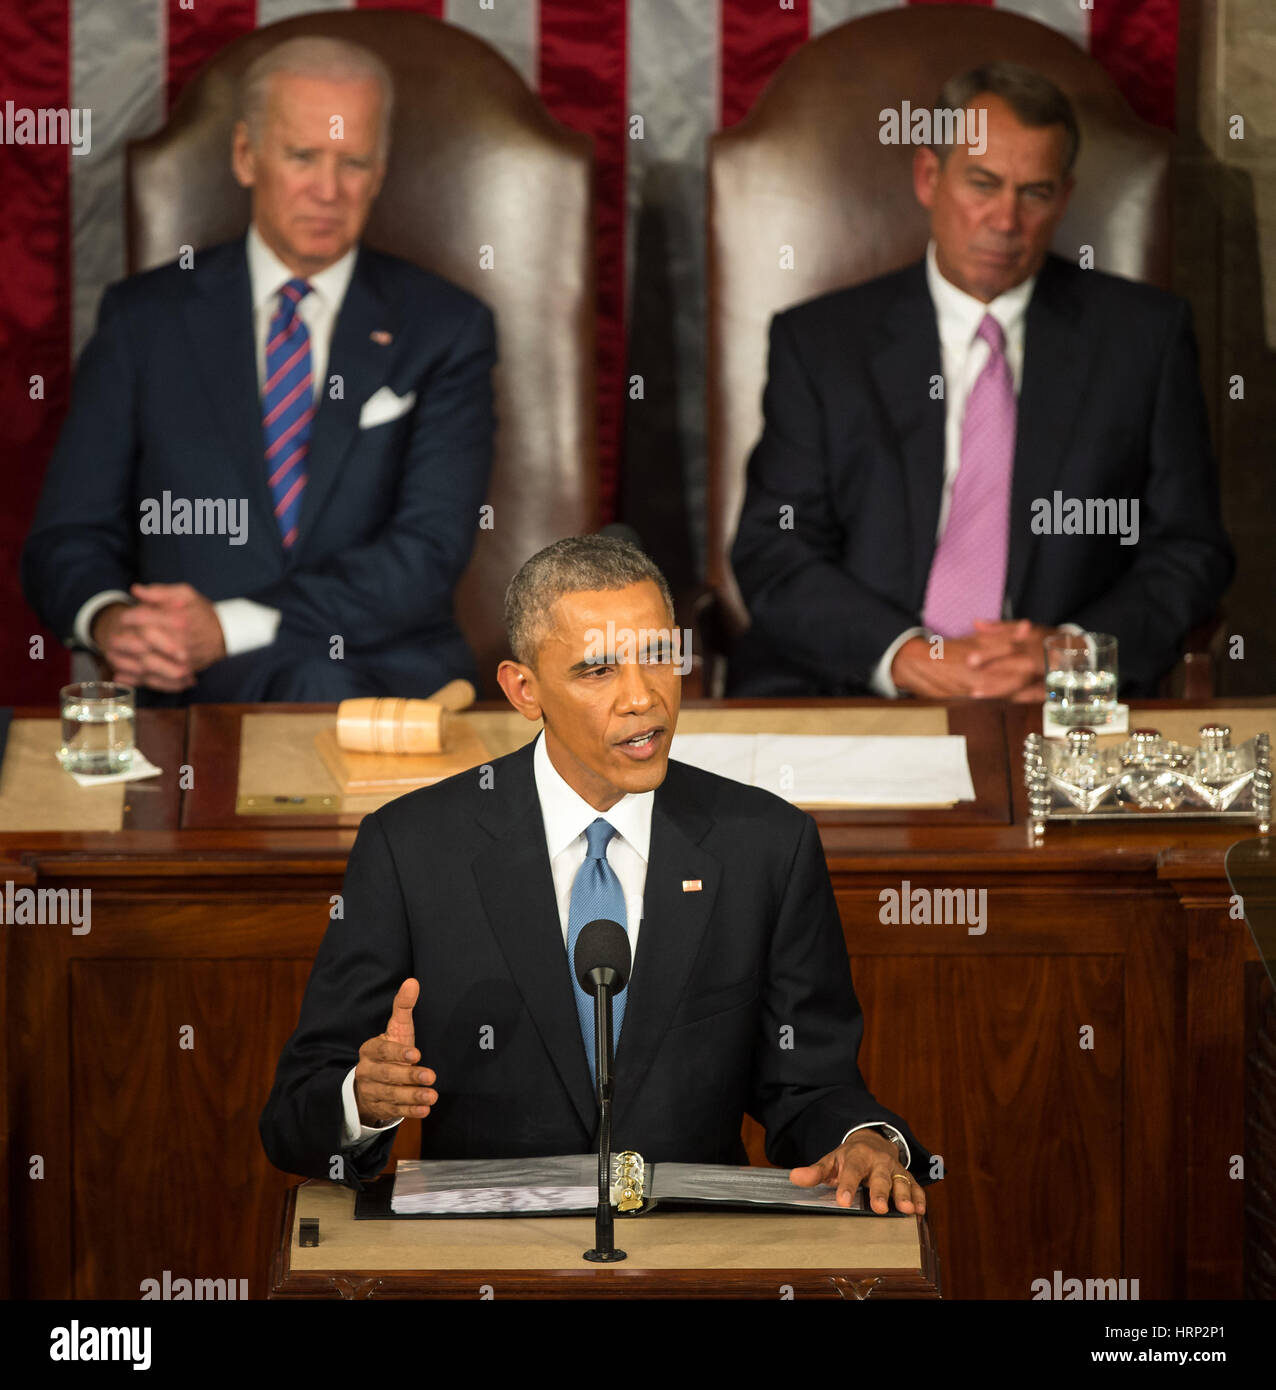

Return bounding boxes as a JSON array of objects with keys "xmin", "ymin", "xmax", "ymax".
[
  {"xmin": 574, "ymin": 918, "xmax": 631, "ymax": 998},
  {"xmin": 573, "ymin": 918, "xmax": 630, "ymax": 1105},
  {"xmin": 573, "ymin": 919, "xmax": 631, "ymax": 1263}
]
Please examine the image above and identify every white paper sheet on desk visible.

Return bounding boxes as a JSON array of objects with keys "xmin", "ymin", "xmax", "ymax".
[{"xmin": 668, "ymin": 733, "xmax": 976, "ymax": 805}]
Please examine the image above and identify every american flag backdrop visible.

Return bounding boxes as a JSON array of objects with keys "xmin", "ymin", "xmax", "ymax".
[{"xmin": 0, "ymin": 0, "xmax": 1180, "ymax": 703}]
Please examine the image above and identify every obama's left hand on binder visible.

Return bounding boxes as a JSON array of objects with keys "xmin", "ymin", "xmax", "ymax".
[{"xmin": 790, "ymin": 1130, "xmax": 926, "ymax": 1215}]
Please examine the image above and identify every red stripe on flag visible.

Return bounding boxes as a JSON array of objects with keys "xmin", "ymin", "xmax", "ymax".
[
  {"xmin": 539, "ymin": 0, "xmax": 628, "ymax": 524},
  {"xmin": 909, "ymin": 0, "xmax": 994, "ymax": 8},
  {"xmin": 166, "ymin": 0, "xmax": 256, "ymax": 113},
  {"xmin": 720, "ymin": 0, "xmax": 810, "ymax": 129},
  {"xmin": 0, "ymin": 0, "xmax": 72, "ymax": 701},
  {"xmin": 1089, "ymin": 0, "xmax": 1179, "ymax": 129}
]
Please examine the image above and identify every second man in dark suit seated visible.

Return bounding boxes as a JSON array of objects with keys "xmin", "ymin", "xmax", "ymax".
[
  {"xmin": 729, "ymin": 61, "xmax": 1233, "ymax": 701},
  {"xmin": 22, "ymin": 35, "xmax": 495, "ymax": 704}
]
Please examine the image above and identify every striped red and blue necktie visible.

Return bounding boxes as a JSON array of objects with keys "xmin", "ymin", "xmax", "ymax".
[{"xmin": 262, "ymin": 277, "xmax": 313, "ymax": 550}]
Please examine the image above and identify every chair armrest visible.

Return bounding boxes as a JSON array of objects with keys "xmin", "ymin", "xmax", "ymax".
[
  {"xmin": 1159, "ymin": 612, "xmax": 1225, "ymax": 700},
  {"xmin": 69, "ymin": 646, "xmax": 112, "ymax": 684},
  {"xmin": 680, "ymin": 585, "xmax": 730, "ymax": 700}
]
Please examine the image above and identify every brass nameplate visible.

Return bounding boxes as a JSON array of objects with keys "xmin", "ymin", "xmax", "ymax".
[{"xmin": 236, "ymin": 793, "xmax": 340, "ymax": 815}]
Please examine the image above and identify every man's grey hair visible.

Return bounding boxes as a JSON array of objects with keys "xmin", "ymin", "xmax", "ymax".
[
  {"xmin": 933, "ymin": 61, "xmax": 1080, "ymax": 176},
  {"xmin": 239, "ymin": 36, "xmax": 395, "ymax": 161},
  {"xmin": 505, "ymin": 535, "xmax": 676, "ymax": 667}
]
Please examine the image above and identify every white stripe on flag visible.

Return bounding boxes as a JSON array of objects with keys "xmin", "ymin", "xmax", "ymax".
[
  {"xmin": 445, "ymin": 0, "xmax": 539, "ymax": 89},
  {"xmin": 627, "ymin": 0, "xmax": 716, "ymax": 299},
  {"xmin": 811, "ymin": 2, "xmax": 1089, "ymax": 90},
  {"xmin": 627, "ymin": 0, "xmax": 717, "ymax": 570},
  {"xmin": 996, "ymin": 0, "xmax": 1089, "ymax": 51},
  {"xmin": 70, "ymin": 0, "xmax": 166, "ymax": 357},
  {"xmin": 815, "ymin": 0, "xmax": 1087, "ymax": 50},
  {"xmin": 811, "ymin": 0, "xmax": 905, "ymax": 37},
  {"xmin": 258, "ymin": 0, "xmax": 354, "ymax": 25}
]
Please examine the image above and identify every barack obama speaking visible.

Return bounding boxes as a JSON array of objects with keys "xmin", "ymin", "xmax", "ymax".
[{"xmin": 260, "ymin": 535, "xmax": 933, "ymax": 1215}]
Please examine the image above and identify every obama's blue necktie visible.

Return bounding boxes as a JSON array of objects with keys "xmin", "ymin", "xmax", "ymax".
[{"xmin": 566, "ymin": 818, "xmax": 629, "ymax": 1085}]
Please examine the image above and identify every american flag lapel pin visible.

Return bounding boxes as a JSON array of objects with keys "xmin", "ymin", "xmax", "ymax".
[
  {"xmin": 370, "ymin": 329, "xmax": 392, "ymax": 345},
  {"xmin": 681, "ymin": 879, "xmax": 702, "ymax": 892}
]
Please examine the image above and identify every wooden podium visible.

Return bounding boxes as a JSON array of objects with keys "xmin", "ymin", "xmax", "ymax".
[
  {"xmin": 271, "ymin": 1180, "xmax": 942, "ymax": 1299},
  {"xmin": 6, "ymin": 697, "xmax": 1271, "ymax": 1298}
]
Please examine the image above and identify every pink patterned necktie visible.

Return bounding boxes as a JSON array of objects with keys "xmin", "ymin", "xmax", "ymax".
[{"xmin": 921, "ymin": 312, "xmax": 1016, "ymax": 638}]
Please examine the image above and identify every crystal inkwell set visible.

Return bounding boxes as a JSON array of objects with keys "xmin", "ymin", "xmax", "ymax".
[
  {"xmin": 1023, "ymin": 723, "xmax": 1272, "ymax": 838},
  {"xmin": 1024, "ymin": 631, "xmax": 1271, "ymax": 837}
]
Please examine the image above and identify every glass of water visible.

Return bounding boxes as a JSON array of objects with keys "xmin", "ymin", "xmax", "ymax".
[
  {"xmin": 57, "ymin": 682, "xmax": 135, "ymax": 775},
  {"xmin": 1044, "ymin": 632, "xmax": 1118, "ymax": 728}
]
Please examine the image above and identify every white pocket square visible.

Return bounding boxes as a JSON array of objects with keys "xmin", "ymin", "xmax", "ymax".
[{"xmin": 359, "ymin": 386, "xmax": 416, "ymax": 428}]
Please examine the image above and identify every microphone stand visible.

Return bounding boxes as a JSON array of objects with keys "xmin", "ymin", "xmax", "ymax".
[{"xmin": 583, "ymin": 978, "xmax": 626, "ymax": 1263}]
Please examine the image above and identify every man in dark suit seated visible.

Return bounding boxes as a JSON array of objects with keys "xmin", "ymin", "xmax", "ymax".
[
  {"xmin": 729, "ymin": 61, "xmax": 1233, "ymax": 700},
  {"xmin": 260, "ymin": 535, "xmax": 933, "ymax": 1214},
  {"xmin": 22, "ymin": 35, "xmax": 494, "ymax": 705}
]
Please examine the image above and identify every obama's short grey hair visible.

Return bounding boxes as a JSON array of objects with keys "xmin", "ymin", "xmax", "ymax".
[{"xmin": 504, "ymin": 535, "xmax": 675, "ymax": 668}]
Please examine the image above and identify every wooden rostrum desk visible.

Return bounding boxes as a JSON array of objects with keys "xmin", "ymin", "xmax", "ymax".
[
  {"xmin": 271, "ymin": 1180, "xmax": 940, "ymax": 1299},
  {"xmin": 2, "ymin": 698, "xmax": 1271, "ymax": 1300}
]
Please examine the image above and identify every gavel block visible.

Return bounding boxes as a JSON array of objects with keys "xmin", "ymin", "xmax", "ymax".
[
  {"xmin": 314, "ymin": 681, "xmax": 491, "ymax": 793},
  {"xmin": 336, "ymin": 680, "xmax": 477, "ymax": 754}
]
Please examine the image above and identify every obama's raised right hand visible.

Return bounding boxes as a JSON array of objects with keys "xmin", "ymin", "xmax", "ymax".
[{"xmin": 353, "ymin": 978, "xmax": 437, "ymax": 1127}]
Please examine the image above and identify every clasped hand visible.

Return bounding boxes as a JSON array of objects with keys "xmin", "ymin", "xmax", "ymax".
[
  {"xmin": 892, "ymin": 618, "xmax": 1054, "ymax": 701},
  {"xmin": 92, "ymin": 581, "xmax": 227, "ymax": 691}
]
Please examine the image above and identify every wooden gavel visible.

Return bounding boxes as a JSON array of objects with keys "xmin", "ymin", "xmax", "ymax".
[{"xmin": 335, "ymin": 680, "xmax": 477, "ymax": 755}]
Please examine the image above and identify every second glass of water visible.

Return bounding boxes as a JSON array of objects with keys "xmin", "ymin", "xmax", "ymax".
[{"xmin": 1044, "ymin": 633, "xmax": 1118, "ymax": 728}]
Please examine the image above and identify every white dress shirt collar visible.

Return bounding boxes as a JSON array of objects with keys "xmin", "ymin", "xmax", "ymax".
[
  {"xmin": 924, "ymin": 237, "xmax": 1036, "ymax": 353},
  {"xmin": 246, "ymin": 223, "xmax": 358, "ymax": 319},
  {"xmin": 533, "ymin": 730, "xmax": 654, "ymax": 865}
]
